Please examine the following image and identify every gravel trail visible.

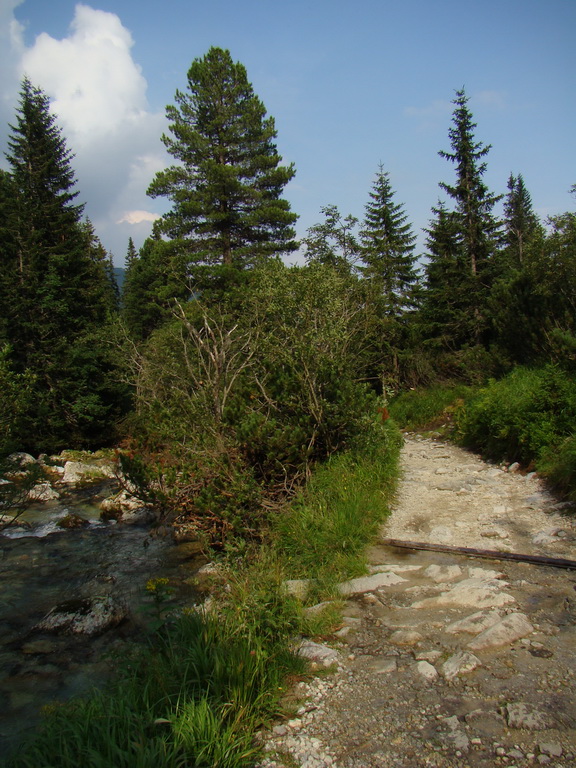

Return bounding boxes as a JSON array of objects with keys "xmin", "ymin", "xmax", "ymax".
[{"xmin": 259, "ymin": 435, "xmax": 576, "ymax": 768}]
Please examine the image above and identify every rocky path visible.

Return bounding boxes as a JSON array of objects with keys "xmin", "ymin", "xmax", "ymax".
[{"xmin": 259, "ymin": 435, "xmax": 576, "ymax": 768}]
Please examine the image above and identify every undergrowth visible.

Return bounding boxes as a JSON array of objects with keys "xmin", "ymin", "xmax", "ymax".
[{"xmin": 388, "ymin": 383, "xmax": 474, "ymax": 433}]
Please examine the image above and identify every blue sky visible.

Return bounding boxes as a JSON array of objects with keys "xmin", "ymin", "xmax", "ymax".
[{"xmin": 1, "ymin": 0, "xmax": 574, "ymax": 265}]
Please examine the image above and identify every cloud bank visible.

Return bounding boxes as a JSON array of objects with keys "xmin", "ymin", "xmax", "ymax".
[{"xmin": 0, "ymin": 2, "xmax": 169, "ymax": 264}]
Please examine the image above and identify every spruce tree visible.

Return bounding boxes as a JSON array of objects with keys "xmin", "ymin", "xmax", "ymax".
[
  {"xmin": 1, "ymin": 79, "xmax": 125, "ymax": 451},
  {"xmin": 148, "ymin": 47, "xmax": 297, "ymax": 292},
  {"xmin": 121, "ymin": 235, "xmax": 189, "ymax": 340},
  {"xmin": 359, "ymin": 165, "xmax": 418, "ymax": 315},
  {"xmin": 420, "ymin": 202, "xmax": 471, "ymax": 350},
  {"xmin": 502, "ymin": 173, "xmax": 541, "ymax": 267},
  {"xmin": 433, "ymin": 88, "xmax": 502, "ymax": 347}
]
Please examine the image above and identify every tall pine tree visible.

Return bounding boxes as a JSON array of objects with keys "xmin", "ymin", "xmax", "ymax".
[
  {"xmin": 148, "ymin": 47, "xmax": 297, "ymax": 293},
  {"xmin": 359, "ymin": 165, "xmax": 418, "ymax": 316},
  {"xmin": 1, "ymin": 79, "xmax": 124, "ymax": 452},
  {"xmin": 424, "ymin": 88, "xmax": 502, "ymax": 350}
]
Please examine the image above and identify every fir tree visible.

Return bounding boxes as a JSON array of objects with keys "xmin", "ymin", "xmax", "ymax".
[
  {"xmin": 502, "ymin": 173, "xmax": 541, "ymax": 267},
  {"xmin": 126, "ymin": 236, "xmax": 138, "ymax": 267},
  {"xmin": 121, "ymin": 235, "xmax": 189, "ymax": 340},
  {"xmin": 420, "ymin": 202, "xmax": 472, "ymax": 350},
  {"xmin": 359, "ymin": 165, "xmax": 418, "ymax": 315},
  {"xmin": 1, "ymin": 79, "xmax": 125, "ymax": 451},
  {"xmin": 429, "ymin": 88, "xmax": 502, "ymax": 348},
  {"xmin": 148, "ymin": 47, "xmax": 297, "ymax": 292},
  {"xmin": 439, "ymin": 89, "xmax": 502, "ymax": 279}
]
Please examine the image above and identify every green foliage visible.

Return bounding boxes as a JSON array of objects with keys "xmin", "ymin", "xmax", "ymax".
[
  {"xmin": 148, "ymin": 46, "xmax": 297, "ymax": 294},
  {"xmin": 3, "ymin": 611, "xmax": 300, "ymax": 768},
  {"xmin": 421, "ymin": 89, "xmax": 502, "ymax": 352},
  {"xmin": 121, "ymin": 235, "xmax": 189, "ymax": 341},
  {"xmin": 359, "ymin": 164, "xmax": 418, "ymax": 315},
  {"xmin": 272, "ymin": 419, "xmax": 402, "ymax": 592},
  {"xmin": 123, "ymin": 261, "xmax": 390, "ymax": 545},
  {"xmin": 0, "ymin": 79, "xmax": 127, "ymax": 453},
  {"xmin": 458, "ymin": 366, "xmax": 576, "ymax": 466},
  {"xmin": 539, "ymin": 436, "xmax": 576, "ymax": 502},
  {"xmin": 0, "ymin": 347, "xmax": 37, "ymax": 456},
  {"xmin": 389, "ymin": 383, "xmax": 475, "ymax": 431},
  {"xmin": 303, "ymin": 204, "xmax": 359, "ymax": 274}
]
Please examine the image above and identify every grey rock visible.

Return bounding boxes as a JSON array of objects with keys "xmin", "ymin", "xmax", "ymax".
[
  {"xmin": 424, "ymin": 564, "xmax": 462, "ymax": 583},
  {"xmin": 442, "ymin": 650, "xmax": 481, "ymax": 680},
  {"xmin": 365, "ymin": 657, "xmax": 397, "ymax": 674},
  {"xmin": 446, "ymin": 609, "xmax": 502, "ymax": 635},
  {"xmin": 35, "ymin": 596, "xmax": 124, "ymax": 636},
  {"xmin": 468, "ymin": 612, "xmax": 534, "ymax": 650},
  {"xmin": 414, "ymin": 660, "xmax": 438, "ymax": 681},
  {"xmin": 297, "ymin": 641, "xmax": 340, "ymax": 667},
  {"xmin": 338, "ymin": 570, "xmax": 406, "ymax": 595},
  {"xmin": 539, "ymin": 743, "xmax": 563, "ymax": 757},
  {"xmin": 27, "ymin": 482, "xmax": 60, "ymax": 502},
  {"xmin": 389, "ymin": 629, "xmax": 422, "ymax": 646},
  {"xmin": 284, "ymin": 579, "xmax": 310, "ymax": 599},
  {"xmin": 62, "ymin": 460, "xmax": 115, "ymax": 484},
  {"xmin": 412, "ymin": 577, "xmax": 515, "ymax": 609},
  {"xmin": 505, "ymin": 702, "xmax": 555, "ymax": 731}
]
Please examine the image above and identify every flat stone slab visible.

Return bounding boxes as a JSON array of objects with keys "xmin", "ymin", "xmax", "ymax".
[
  {"xmin": 468, "ymin": 612, "xmax": 534, "ymax": 650},
  {"xmin": 445, "ymin": 610, "xmax": 502, "ymax": 635},
  {"xmin": 505, "ymin": 702, "xmax": 556, "ymax": 731},
  {"xmin": 412, "ymin": 577, "xmax": 515, "ymax": 609},
  {"xmin": 424, "ymin": 564, "xmax": 462, "ymax": 583},
  {"xmin": 338, "ymin": 571, "xmax": 407, "ymax": 595}
]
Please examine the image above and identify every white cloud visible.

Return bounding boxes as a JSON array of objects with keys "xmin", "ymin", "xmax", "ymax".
[
  {"xmin": 20, "ymin": 4, "xmax": 149, "ymax": 141},
  {"xmin": 0, "ymin": 2, "xmax": 170, "ymax": 264},
  {"xmin": 117, "ymin": 210, "xmax": 160, "ymax": 225}
]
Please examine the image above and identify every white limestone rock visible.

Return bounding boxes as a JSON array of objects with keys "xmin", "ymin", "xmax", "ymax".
[
  {"xmin": 442, "ymin": 650, "xmax": 482, "ymax": 680},
  {"xmin": 468, "ymin": 612, "xmax": 534, "ymax": 651},
  {"xmin": 446, "ymin": 610, "xmax": 502, "ymax": 635},
  {"xmin": 338, "ymin": 571, "xmax": 407, "ymax": 595}
]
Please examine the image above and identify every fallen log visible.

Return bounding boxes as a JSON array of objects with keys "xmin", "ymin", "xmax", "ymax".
[{"xmin": 380, "ymin": 538, "xmax": 576, "ymax": 570}]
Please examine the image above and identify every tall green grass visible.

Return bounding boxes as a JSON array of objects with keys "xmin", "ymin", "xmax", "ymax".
[
  {"xmin": 388, "ymin": 384, "xmax": 474, "ymax": 432},
  {"xmin": 2, "ymin": 612, "xmax": 303, "ymax": 768},
  {"xmin": 272, "ymin": 419, "xmax": 403, "ymax": 592}
]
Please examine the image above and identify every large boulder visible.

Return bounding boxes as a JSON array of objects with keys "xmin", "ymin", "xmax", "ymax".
[
  {"xmin": 34, "ymin": 596, "xmax": 125, "ymax": 636},
  {"xmin": 62, "ymin": 461, "xmax": 116, "ymax": 485}
]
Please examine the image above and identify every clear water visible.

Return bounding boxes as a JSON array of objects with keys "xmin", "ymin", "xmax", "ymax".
[{"xmin": 0, "ymin": 498, "xmax": 205, "ymax": 754}]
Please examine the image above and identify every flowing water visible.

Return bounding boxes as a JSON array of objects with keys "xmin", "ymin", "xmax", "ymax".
[{"xmin": 0, "ymin": 491, "xmax": 205, "ymax": 755}]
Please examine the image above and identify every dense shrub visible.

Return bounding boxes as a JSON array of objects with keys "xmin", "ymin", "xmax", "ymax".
[
  {"xmin": 121, "ymin": 261, "xmax": 389, "ymax": 544},
  {"xmin": 458, "ymin": 365, "xmax": 576, "ymax": 465}
]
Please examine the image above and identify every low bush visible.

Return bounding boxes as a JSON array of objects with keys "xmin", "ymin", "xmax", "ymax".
[
  {"xmin": 388, "ymin": 383, "xmax": 474, "ymax": 432},
  {"xmin": 458, "ymin": 365, "xmax": 576, "ymax": 465}
]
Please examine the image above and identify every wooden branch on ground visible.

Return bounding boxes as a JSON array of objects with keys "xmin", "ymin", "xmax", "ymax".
[{"xmin": 380, "ymin": 538, "xmax": 576, "ymax": 570}]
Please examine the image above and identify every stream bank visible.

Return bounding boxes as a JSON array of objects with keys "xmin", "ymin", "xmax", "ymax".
[{"xmin": 0, "ymin": 454, "xmax": 207, "ymax": 755}]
